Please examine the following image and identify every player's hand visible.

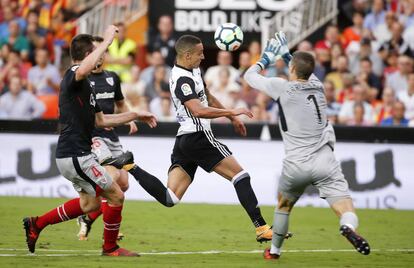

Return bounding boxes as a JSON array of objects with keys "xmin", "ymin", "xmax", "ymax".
[
  {"xmin": 258, "ymin": 38, "xmax": 280, "ymax": 69},
  {"xmin": 136, "ymin": 111, "xmax": 157, "ymax": 128},
  {"xmin": 231, "ymin": 117, "xmax": 247, "ymax": 137},
  {"xmin": 274, "ymin": 31, "xmax": 292, "ymax": 64},
  {"xmin": 128, "ymin": 121, "xmax": 138, "ymax": 134},
  {"xmin": 230, "ymin": 108, "xmax": 253, "ymax": 118},
  {"xmin": 103, "ymin": 25, "xmax": 119, "ymax": 46}
]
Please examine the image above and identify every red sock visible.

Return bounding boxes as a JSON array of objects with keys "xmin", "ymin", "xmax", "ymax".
[
  {"xmin": 87, "ymin": 207, "xmax": 102, "ymax": 222},
  {"xmin": 36, "ymin": 198, "xmax": 83, "ymax": 230},
  {"xmin": 102, "ymin": 204, "xmax": 122, "ymax": 251}
]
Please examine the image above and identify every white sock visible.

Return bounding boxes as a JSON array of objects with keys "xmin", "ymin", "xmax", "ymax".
[
  {"xmin": 340, "ymin": 211, "xmax": 359, "ymax": 231},
  {"xmin": 270, "ymin": 244, "xmax": 281, "ymax": 255},
  {"xmin": 167, "ymin": 188, "xmax": 180, "ymax": 204}
]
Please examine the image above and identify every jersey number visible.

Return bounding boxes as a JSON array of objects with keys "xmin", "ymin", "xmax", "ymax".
[
  {"xmin": 91, "ymin": 166, "xmax": 103, "ymax": 177},
  {"xmin": 307, "ymin": 94, "xmax": 322, "ymax": 124}
]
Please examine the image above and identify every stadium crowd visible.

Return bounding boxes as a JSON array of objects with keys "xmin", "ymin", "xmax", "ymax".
[{"xmin": 0, "ymin": 0, "xmax": 413, "ymax": 127}]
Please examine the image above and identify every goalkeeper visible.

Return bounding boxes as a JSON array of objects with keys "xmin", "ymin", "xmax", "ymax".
[{"xmin": 244, "ymin": 32, "xmax": 371, "ymax": 260}]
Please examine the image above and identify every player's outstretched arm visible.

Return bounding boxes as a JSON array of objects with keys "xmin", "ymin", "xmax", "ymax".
[
  {"xmin": 75, "ymin": 25, "xmax": 118, "ymax": 81},
  {"xmin": 204, "ymin": 87, "xmax": 247, "ymax": 136},
  {"xmin": 95, "ymin": 111, "xmax": 157, "ymax": 129},
  {"xmin": 184, "ymin": 98, "xmax": 253, "ymax": 119},
  {"xmin": 115, "ymin": 100, "xmax": 138, "ymax": 134}
]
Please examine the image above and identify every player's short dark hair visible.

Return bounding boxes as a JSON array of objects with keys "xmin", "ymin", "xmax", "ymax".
[
  {"xmin": 291, "ymin": 51, "xmax": 315, "ymax": 80},
  {"xmin": 92, "ymin": 36, "xmax": 104, "ymax": 43},
  {"xmin": 70, "ymin": 34, "xmax": 94, "ymax": 61},
  {"xmin": 175, "ymin": 35, "xmax": 201, "ymax": 56}
]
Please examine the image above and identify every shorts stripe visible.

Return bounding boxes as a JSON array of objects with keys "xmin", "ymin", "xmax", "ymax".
[
  {"xmin": 204, "ymin": 130, "xmax": 230, "ymax": 157},
  {"xmin": 72, "ymin": 157, "xmax": 97, "ymax": 190},
  {"xmin": 208, "ymin": 130, "xmax": 231, "ymax": 156}
]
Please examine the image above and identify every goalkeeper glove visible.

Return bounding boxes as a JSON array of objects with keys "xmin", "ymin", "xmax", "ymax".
[
  {"xmin": 257, "ymin": 38, "xmax": 280, "ymax": 70},
  {"xmin": 274, "ymin": 31, "xmax": 292, "ymax": 65}
]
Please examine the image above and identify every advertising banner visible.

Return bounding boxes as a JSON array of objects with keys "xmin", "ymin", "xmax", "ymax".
[
  {"xmin": 0, "ymin": 134, "xmax": 412, "ymax": 210},
  {"xmin": 148, "ymin": 0, "xmax": 304, "ymax": 47}
]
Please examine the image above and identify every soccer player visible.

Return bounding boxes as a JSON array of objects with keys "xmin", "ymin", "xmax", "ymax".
[
  {"xmin": 125, "ymin": 35, "xmax": 274, "ymax": 242},
  {"xmin": 244, "ymin": 32, "xmax": 371, "ymax": 259},
  {"xmin": 23, "ymin": 25, "xmax": 157, "ymax": 256},
  {"xmin": 76, "ymin": 36, "xmax": 138, "ymax": 241}
]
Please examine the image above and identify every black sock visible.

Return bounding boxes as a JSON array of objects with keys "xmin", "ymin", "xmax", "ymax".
[
  {"xmin": 129, "ymin": 165, "xmax": 176, "ymax": 207},
  {"xmin": 233, "ymin": 174, "xmax": 266, "ymax": 228}
]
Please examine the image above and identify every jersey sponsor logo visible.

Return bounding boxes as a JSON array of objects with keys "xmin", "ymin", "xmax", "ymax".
[
  {"xmin": 96, "ymin": 92, "xmax": 115, "ymax": 100},
  {"xmin": 90, "ymin": 93, "xmax": 96, "ymax": 107},
  {"xmin": 181, "ymin": 83, "xmax": 193, "ymax": 96},
  {"xmin": 70, "ymin": 65, "xmax": 79, "ymax": 71},
  {"xmin": 106, "ymin": 77, "xmax": 114, "ymax": 86}
]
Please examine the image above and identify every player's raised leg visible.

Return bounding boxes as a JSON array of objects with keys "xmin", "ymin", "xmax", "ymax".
[
  {"xmin": 23, "ymin": 191, "xmax": 100, "ymax": 253},
  {"xmin": 330, "ymin": 198, "xmax": 370, "ymax": 255},
  {"xmin": 314, "ymin": 146, "xmax": 370, "ymax": 255},
  {"xmin": 212, "ymin": 155, "xmax": 272, "ymax": 242}
]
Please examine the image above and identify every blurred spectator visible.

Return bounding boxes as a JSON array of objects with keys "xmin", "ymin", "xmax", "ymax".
[
  {"xmin": 315, "ymin": 25, "xmax": 340, "ymax": 50},
  {"xmin": 373, "ymin": 11, "xmax": 397, "ymax": 45},
  {"xmin": 324, "ymin": 80, "xmax": 341, "ymax": 124},
  {"xmin": 144, "ymin": 64, "xmax": 169, "ymax": 102},
  {"xmin": 380, "ymin": 101, "xmax": 409, "ymax": 126},
  {"xmin": 238, "ymin": 73, "xmax": 259, "ymax": 108},
  {"xmin": 0, "ymin": 6, "xmax": 26, "ymax": 40},
  {"xmin": 204, "ymin": 51, "xmax": 239, "ymax": 89},
  {"xmin": 0, "ymin": 49, "xmax": 30, "ymax": 87},
  {"xmin": 248, "ymin": 40, "xmax": 261, "ymax": 64},
  {"xmin": 397, "ymin": 72, "xmax": 414, "ymax": 121},
  {"xmin": 341, "ymin": 11, "xmax": 364, "ymax": 48},
  {"xmin": 337, "ymin": 72, "xmax": 355, "ymax": 103},
  {"xmin": 147, "ymin": 15, "xmax": 176, "ymax": 67},
  {"xmin": 385, "ymin": 55, "xmax": 413, "ymax": 95},
  {"xmin": 297, "ymin": 40, "xmax": 313, "ymax": 52},
  {"xmin": 0, "ymin": 20, "xmax": 30, "ymax": 59},
  {"xmin": 330, "ymin": 43, "xmax": 345, "ymax": 70},
  {"xmin": 106, "ymin": 22, "xmax": 136, "ymax": 82},
  {"xmin": 338, "ymin": 84, "xmax": 373, "ymax": 124},
  {"xmin": 363, "ymin": 0, "xmax": 386, "ymax": 31},
  {"xmin": 140, "ymin": 50, "xmax": 171, "ymax": 87},
  {"xmin": 399, "ymin": 0, "xmax": 414, "ymax": 28},
  {"xmin": 265, "ymin": 59, "xmax": 288, "ymax": 78},
  {"xmin": 314, "ymin": 47, "xmax": 330, "ymax": 80},
  {"xmin": 150, "ymin": 97, "xmax": 175, "ymax": 122},
  {"xmin": 325, "ymin": 55, "xmax": 349, "ymax": 91},
  {"xmin": 121, "ymin": 65, "xmax": 146, "ymax": 103},
  {"xmin": 378, "ymin": 21, "xmax": 413, "ymax": 57},
  {"xmin": 25, "ymin": 10, "xmax": 48, "ymax": 63},
  {"xmin": 383, "ymin": 49, "xmax": 399, "ymax": 76},
  {"xmin": 358, "ymin": 57, "xmax": 382, "ymax": 93},
  {"xmin": 214, "ymin": 83, "xmax": 248, "ymax": 123},
  {"xmin": 238, "ymin": 51, "xmax": 251, "ymax": 73},
  {"xmin": 0, "ymin": 76, "xmax": 44, "ymax": 119},
  {"xmin": 374, "ymin": 87, "xmax": 396, "ymax": 124},
  {"xmin": 347, "ymin": 38, "xmax": 383, "ymax": 77},
  {"xmin": 27, "ymin": 48, "xmax": 60, "ymax": 95},
  {"xmin": 346, "ymin": 102, "xmax": 372, "ymax": 126},
  {"xmin": 209, "ymin": 67, "xmax": 236, "ymax": 108},
  {"xmin": 122, "ymin": 67, "xmax": 148, "ymax": 113}
]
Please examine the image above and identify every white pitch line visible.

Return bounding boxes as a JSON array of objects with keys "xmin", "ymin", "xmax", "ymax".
[{"xmin": 0, "ymin": 248, "xmax": 413, "ymax": 257}]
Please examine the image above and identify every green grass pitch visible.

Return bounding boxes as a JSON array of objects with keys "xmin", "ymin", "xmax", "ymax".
[{"xmin": 0, "ymin": 197, "xmax": 413, "ymax": 267}]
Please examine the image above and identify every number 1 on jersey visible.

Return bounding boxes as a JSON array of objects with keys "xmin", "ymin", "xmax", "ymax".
[{"xmin": 307, "ymin": 94, "xmax": 322, "ymax": 124}]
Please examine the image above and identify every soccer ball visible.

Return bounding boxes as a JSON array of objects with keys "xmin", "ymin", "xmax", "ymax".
[{"xmin": 214, "ymin": 23, "xmax": 244, "ymax": 51}]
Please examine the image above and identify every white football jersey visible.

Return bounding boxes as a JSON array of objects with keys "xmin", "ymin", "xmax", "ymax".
[
  {"xmin": 245, "ymin": 64, "xmax": 336, "ymax": 161},
  {"xmin": 169, "ymin": 64, "xmax": 212, "ymax": 136}
]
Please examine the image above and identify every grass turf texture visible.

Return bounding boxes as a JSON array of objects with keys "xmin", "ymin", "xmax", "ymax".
[{"xmin": 0, "ymin": 197, "xmax": 413, "ymax": 267}]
